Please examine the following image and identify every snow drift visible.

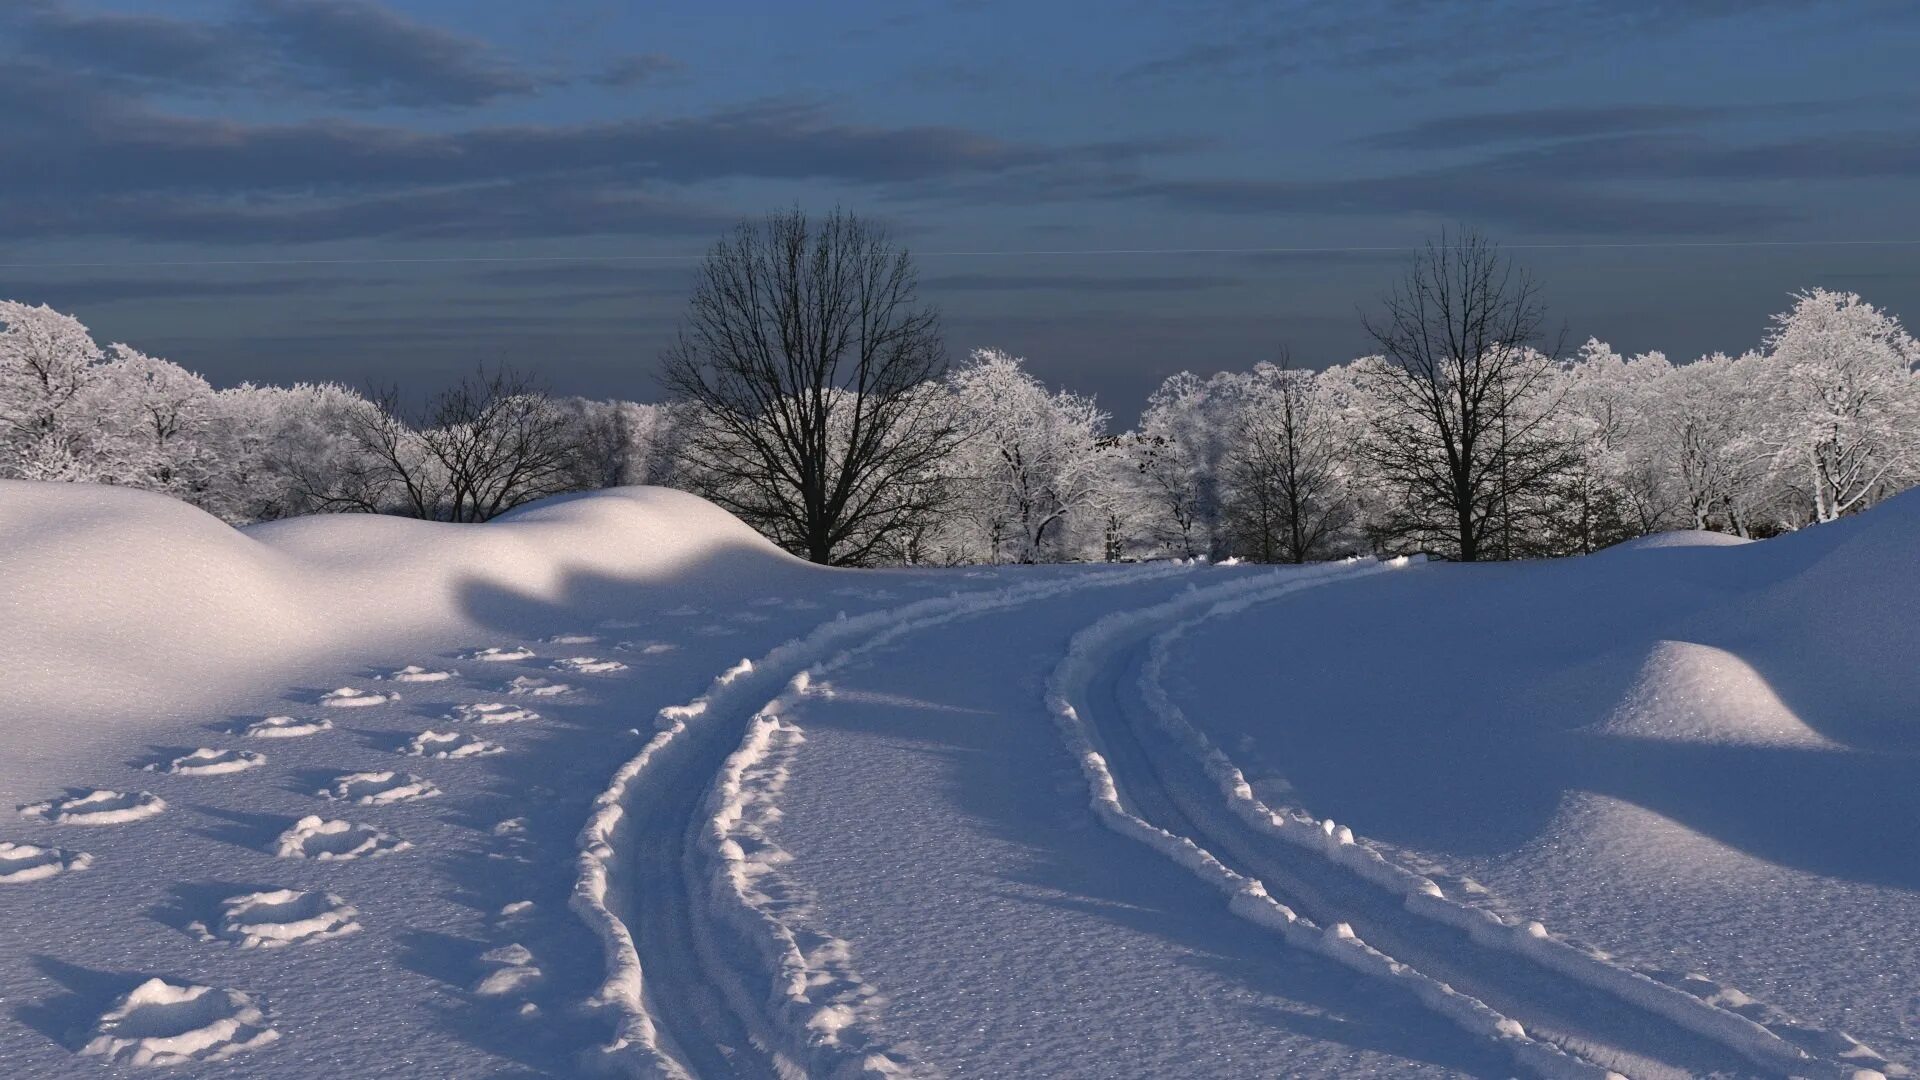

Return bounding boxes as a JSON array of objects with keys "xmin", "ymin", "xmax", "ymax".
[{"xmin": 0, "ymin": 480, "xmax": 792, "ymax": 803}]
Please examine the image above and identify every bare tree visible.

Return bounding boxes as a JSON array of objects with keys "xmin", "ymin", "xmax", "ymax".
[
  {"xmin": 662, "ymin": 208, "xmax": 960, "ymax": 565},
  {"xmin": 1361, "ymin": 229, "xmax": 1572, "ymax": 560}
]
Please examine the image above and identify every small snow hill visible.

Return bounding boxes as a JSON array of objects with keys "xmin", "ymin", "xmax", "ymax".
[{"xmin": 0, "ymin": 481, "xmax": 799, "ymax": 804}]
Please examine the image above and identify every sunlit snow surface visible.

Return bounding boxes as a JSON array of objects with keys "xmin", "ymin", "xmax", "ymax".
[{"xmin": 0, "ymin": 480, "xmax": 1914, "ymax": 1077}]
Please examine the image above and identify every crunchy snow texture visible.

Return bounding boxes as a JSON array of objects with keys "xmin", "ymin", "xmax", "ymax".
[
  {"xmin": 273, "ymin": 815, "xmax": 410, "ymax": 861},
  {"xmin": 146, "ymin": 747, "xmax": 266, "ymax": 776},
  {"xmin": 243, "ymin": 715, "xmax": 330, "ymax": 738},
  {"xmin": 319, "ymin": 770, "xmax": 441, "ymax": 806}
]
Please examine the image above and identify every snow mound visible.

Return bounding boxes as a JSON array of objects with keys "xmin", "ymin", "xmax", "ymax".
[
  {"xmin": 243, "ymin": 715, "xmax": 330, "ymax": 739},
  {"xmin": 80, "ymin": 978, "xmax": 279, "ymax": 1066},
  {"xmin": 445, "ymin": 701, "xmax": 540, "ymax": 725},
  {"xmin": 1593, "ymin": 640, "xmax": 1840, "ymax": 749},
  {"xmin": 618, "ymin": 640, "xmax": 677, "ymax": 655},
  {"xmin": 464, "ymin": 646, "xmax": 535, "ymax": 663},
  {"xmin": 402, "ymin": 729, "xmax": 502, "ymax": 759},
  {"xmin": 19, "ymin": 788, "xmax": 165, "ymax": 825},
  {"xmin": 319, "ymin": 770, "xmax": 441, "ymax": 805},
  {"xmin": 146, "ymin": 748, "xmax": 266, "ymax": 776},
  {"xmin": 320, "ymin": 686, "xmax": 398, "ymax": 708},
  {"xmin": 274, "ymin": 815, "xmax": 410, "ymax": 860},
  {"xmin": 545, "ymin": 633, "xmax": 599, "ymax": 645},
  {"xmin": 0, "ymin": 482, "xmax": 787, "ymax": 804},
  {"xmin": 1602, "ymin": 530, "xmax": 1754, "ymax": 553},
  {"xmin": 379, "ymin": 665, "xmax": 458, "ymax": 683},
  {"xmin": 189, "ymin": 888, "xmax": 361, "ymax": 949},
  {"xmin": 0, "ymin": 841, "xmax": 92, "ymax": 883}
]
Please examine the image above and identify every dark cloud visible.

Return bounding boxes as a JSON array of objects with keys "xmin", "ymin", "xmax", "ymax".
[
  {"xmin": 922, "ymin": 272, "xmax": 1242, "ymax": 292},
  {"xmin": 0, "ymin": 274, "xmax": 359, "ymax": 305},
  {"xmin": 1, "ymin": 0, "xmax": 541, "ymax": 107},
  {"xmin": 1473, "ymin": 130, "xmax": 1920, "ymax": 182},
  {"xmin": 592, "ymin": 52, "xmax": 684, "ymax": 88},
  {"xmin": 1132, "ymin": 171, "xmax": 1784, "ymax": 236},
  {"xmin": 1119, "ymin": 1, "xmax": 1898, "ymax": 87},
  {"xmin": 1352, "ymin": 102, "xmax": 1833, "ymax": 151}
]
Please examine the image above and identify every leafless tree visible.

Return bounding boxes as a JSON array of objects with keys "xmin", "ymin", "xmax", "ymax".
[
  {"xmin": 1361, "ymin": 230, "xmax": 1572, "ymax": 560},
  {"xmin": 662, "ymin": 208, "xmax": 960, "ymax": 565}
]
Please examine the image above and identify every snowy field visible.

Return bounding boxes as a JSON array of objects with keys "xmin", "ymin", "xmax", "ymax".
[{"xmin": 1, "ymin": 479, "xmax": 1915, "ymax": 1078}]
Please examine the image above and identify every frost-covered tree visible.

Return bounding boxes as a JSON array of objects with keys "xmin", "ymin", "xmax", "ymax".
[
  {"xmin": 0, "ymin": 301, "xmax": 107, "ymax": 480},
  {"xmin": 1218, "ymin": 359, "xmax": 1355, "ymax": 562},
  {"xmin": 1758, "ymin": 289, "xmax": 1920, "ymax": 523},
  {"xmin": 945, "ymin": 348, "xmax": 1115, "ymax": 563}
]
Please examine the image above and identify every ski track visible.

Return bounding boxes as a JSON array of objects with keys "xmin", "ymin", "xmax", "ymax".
[
  {"xmin": 1127, "ymin": 573, "xmax": 1909, "ymax": 1080},
  {"xmin": 1044, "ymin": 560, "xmax": 1901, "ymax": 1080},
  {"xmin": 573, "ymin": 562, "xmax": 1205, "ymax": 1080}
]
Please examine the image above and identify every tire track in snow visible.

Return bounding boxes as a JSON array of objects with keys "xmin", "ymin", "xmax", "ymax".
[
  {"xmin": 572, "ymin": 562, "xmax": 1203, "ymax": 1079},
  {"xmin": 1127, "ymin": 572, "xmax": 1909, "ymax": 1080}
]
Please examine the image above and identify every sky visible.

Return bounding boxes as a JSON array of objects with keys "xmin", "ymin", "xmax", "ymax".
[{"xmin": 3, "ymin": 0, "xmax": 1918, "ymax": 419}]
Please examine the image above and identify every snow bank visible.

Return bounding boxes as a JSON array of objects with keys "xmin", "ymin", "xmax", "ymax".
[
  {"xmin": 1590, "ymin": 640, "xmax": 1840, "ymax": 749},
  {"xmin": 0, "ymin": 481, "xmax": 788, "ymax": 804},
  {"xmin": 1599, "ymin": 530, "xmax": 1753, "ymax": 553}
]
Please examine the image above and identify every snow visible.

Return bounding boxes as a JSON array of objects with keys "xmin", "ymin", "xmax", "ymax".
[{"xmin": 1, "ymin": 478, "xmax": 1915, "ymax": 1077}]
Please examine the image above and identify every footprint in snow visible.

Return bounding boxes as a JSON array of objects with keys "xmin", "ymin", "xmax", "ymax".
[
  {"xmin": 146, "ymin": 748, "xmax": 266, "ymax": 776},
  {"xmin": 243, "ymin": 715, "xmax": 331, "ymax": 738},
  {"xmin": 189, "ymin": 888, "xmax": 360, "ymax": 949},
  {"xmin": 616, "ymin": 640, "xmax": 677, "ymax": 655},
  {"xmin": 319, "ymin": 687, "xmax": 397, "ymax": 708},
  {"xmin": 463, "ymin": 646, "xmax": 535, "ymax": 663},
  {"xmin": 403, "ymin": 730, "xmax": 502, "ymax": 759},
  {"xmin": 504, "ymin": 676, "xmax": 571, "ymax": 698},
  {"xmin": 544, "ymin": 633, "xmax": 599, "ymax": 645},
  {"xmin": 551, "ymin": 656, "xmax": 627, "ymax": 674},
  {"xmin": 473, "ymin": 942, "xmax": 544, "ymax": 1000},
  {"xmin": 80, "ymin": 978, "xmax": 279, "ymax": 1066},
  {"xmin": 446, "ymin": 702, "xmax": 540, "ymax": 725},
  {"xmin": 0, "ymin": 841, "xmax": 93, "ymax": 883},
  {"xmin": 274, "ymin": 816, "xmax": 410, "ymax": 860},
  {"xmin": 19, "ymin": 789, "xmax": 165, "ymax": 825},
  {"xmin": 379, "ymin": 665, "xmax": 458, "ymax": 683},
  {"xmin": 319, "ymin": 771, "xmax": 440, "ymax": 805}
]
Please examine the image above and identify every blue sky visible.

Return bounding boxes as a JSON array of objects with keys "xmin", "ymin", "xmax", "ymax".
[{"xmin": 4, "ymin": 0, "xmax": 1918, "ymax": 416}]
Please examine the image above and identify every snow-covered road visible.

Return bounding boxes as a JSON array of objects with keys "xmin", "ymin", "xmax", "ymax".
[{"xmin": 2, "ymin": 483, "xmax": 1915, "ymax": 1078}]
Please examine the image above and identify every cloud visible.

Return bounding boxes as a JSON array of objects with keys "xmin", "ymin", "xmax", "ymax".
[
  {"xmin": 592, "ymin": 52, "xmax": 684, "ymax": 88},
  {"xmin": 1119, "ymin": 1, "xmax": 1898, "ymax": 87},
  {"xmin": 2, "ymin": 0, "xmax": 541, "ymax": 107},
  {"xmin": 1351, "ymin": 102, "xmax": 1832, "ymax": 151},
  {"xmin": 0, "ymin": 274, "xmax": 361, "ymax": 305},
  {"xmin": 1133, "ymin": 172, "xmax": 1784, "ymax": 236},
  {"xmin": 922, "ymin": 272, "xmax": 1242, "ymax": 292}
]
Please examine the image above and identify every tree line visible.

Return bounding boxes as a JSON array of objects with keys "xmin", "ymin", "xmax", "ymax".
[{"xmin": 4, "ymin": 210, "xmax": 1917, "ymax": 564}]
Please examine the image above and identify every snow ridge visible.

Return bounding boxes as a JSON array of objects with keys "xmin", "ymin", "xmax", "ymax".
[
  {"xmin": 1137, "ymin": 596, "xmax": 1907, "ymax": 1080},
  {"xmin": 572, "ymin": 562, "xmax": 1198, "ymax": 1079},
  {"xmin": 1041, "ymin": 561, "xmax": 1635, "ymax": 1080}
]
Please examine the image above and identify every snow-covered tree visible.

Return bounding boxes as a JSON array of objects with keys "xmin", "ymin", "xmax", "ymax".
[
  {"xmin": 0, "ymin": 301, "xmax": 108, "ymax": 480},
  {"xmin": 1758, "ymin": 289, "xmax": 1920, "ymax": 523},
  {"xmin": 1218, "ymin": 360, "xmax": 1355, "ymax": 562},
  {"xmin": 945, "ymin": 348, "xmax": 1115, "ymax": 563}
]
